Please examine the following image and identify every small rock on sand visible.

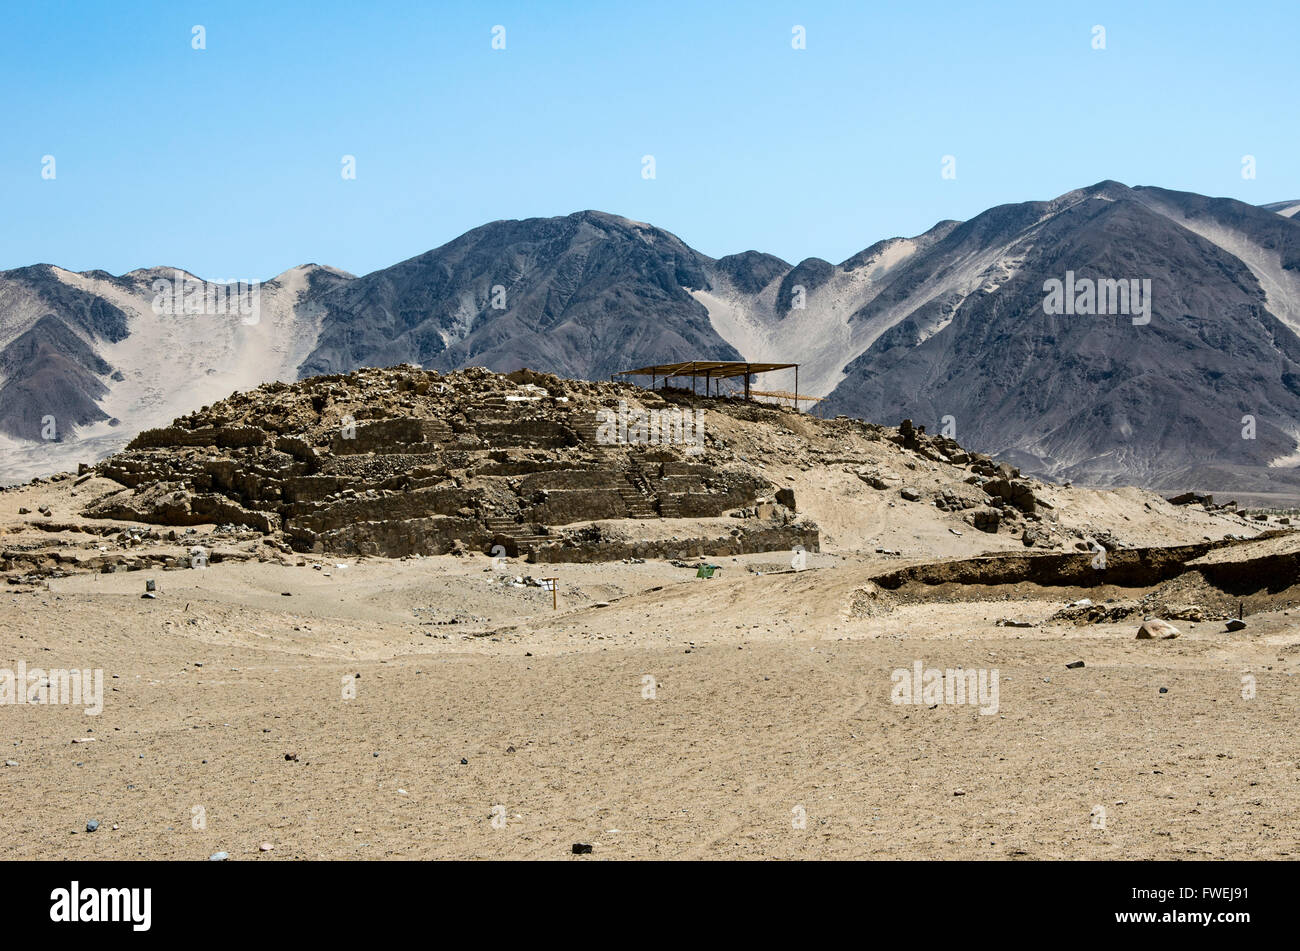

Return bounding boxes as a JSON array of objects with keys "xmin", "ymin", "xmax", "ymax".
[{"xmin": 1136, "ymin": 619, "xmax": 1180, "ymax": 640}]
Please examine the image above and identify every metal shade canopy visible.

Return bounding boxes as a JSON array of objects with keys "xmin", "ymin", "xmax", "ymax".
[
  {"xmin": 615, "ymin": 360, "xmax": 798, "ymax": 380},
  {"xmin": 613, "ymin": 360, "xmax": 802, "ymax": 403}
]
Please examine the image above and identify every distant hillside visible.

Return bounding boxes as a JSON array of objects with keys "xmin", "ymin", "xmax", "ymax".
[{"xmin": 3, "ymin": 183, "xmax": 1300, "ymax": 502}]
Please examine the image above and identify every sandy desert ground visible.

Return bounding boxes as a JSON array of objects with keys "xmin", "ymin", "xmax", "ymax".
[{"xmin": 3, "ymin": 481, "xmax": 1298, "ymax": 859}]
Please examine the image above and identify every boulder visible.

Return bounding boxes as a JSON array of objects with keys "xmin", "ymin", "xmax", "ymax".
[
  {"xmin": 982, "ymin": 477, "xmax": 1012, "ymax": 500},
  {"xmin": 984, "ymin": 477, "xmax": 1037, "ymax": 514},
  {"xmin": 1136, "ymin": 619, "xmax": 1180, "ymax": 640},
  {"xmin": 1008, "ymin": 480, "xmax": 1037, "ymax": 514},
  {"xmin": 1021, "ymin": 524, "xmax": 1051, "ymax": 547}
]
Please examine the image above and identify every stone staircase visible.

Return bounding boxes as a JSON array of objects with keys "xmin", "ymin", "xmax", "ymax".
[
  {"xmin": 615, "ymin": 480, "xmax": 657, "ymax": 519},
  {"xmin": 466, "ymin": 394, "xmax": 518, "ymax": 422},
  {"xmin": 421, "ymin": 419, "xmax": 453, "ymax": 446},
  {"xmin": 657, "ymin": 494, "xmax": 682, "ymax": 518},
  {"xmin": 569, "ymin": 410, "xmax": 605, "ymax": 446},
  {"xmin": 484, "ymin": 515, "xmax": 553, "ymax": 555},
  {"xmin": 629, "ymin": 458, "xmax": 682, "ymax": 517},
  {"xmin": 630, "ymin": 458, "xmax": 662, "ymax": 482}
]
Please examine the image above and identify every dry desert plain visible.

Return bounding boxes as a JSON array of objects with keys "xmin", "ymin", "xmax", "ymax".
[{"xmin": 2, "ymin": 466, "xmax": 1299, "ymax": 860}]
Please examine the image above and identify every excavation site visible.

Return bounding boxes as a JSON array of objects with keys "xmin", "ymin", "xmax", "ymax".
[{"xmin": 3, "ymin": 366, "xmax": 1296, "ymax": 860}]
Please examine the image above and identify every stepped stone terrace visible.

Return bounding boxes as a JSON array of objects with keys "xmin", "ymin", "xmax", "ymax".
[{"xmin": 83, "ymin": 366, "xmax": 819, "ymax": 563}]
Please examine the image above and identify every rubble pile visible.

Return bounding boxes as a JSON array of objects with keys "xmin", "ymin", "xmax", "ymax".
[{"xmin": 852, "ymin": 418, "xmax": 1062, "ymax": 545}]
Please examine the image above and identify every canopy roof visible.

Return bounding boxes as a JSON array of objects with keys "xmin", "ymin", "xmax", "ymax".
[{"xmin": 615, "ymin": 360, "xmax": 797, "ymax": 379}]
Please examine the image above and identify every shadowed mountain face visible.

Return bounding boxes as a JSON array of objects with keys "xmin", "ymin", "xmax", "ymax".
[
  {"xmin": 821, "ymin": 186, "xmax": 1300, "ymax": 490},
  {"xmin": 2, "ymin": 184, "xmax": 1300, "ymax": 500},
  {"xmin": 0, "ymin": 314, "xmax": 117, "ymax": 441},
  {"xmin": 0, "ymin": 265, "xmax": 129, "ymax": 441},
  {"xmin": 298, "ymin": 211, "xmax": 740, "ymax": 381}
]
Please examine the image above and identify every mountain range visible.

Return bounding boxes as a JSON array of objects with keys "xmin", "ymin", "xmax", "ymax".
[{"xmin": 3, "ymin": 181, "xmax": 1300, "ymax": 501}]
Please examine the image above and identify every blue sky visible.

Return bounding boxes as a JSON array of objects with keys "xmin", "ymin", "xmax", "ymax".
[{"xmin": 2, "ymin": 0, "xmax": 1295, "ymax": 280}]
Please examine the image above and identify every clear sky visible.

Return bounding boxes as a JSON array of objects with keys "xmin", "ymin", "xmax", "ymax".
[{"xmin": 2, "ymin": 0, "xmax": 1295, "ymax": 280}]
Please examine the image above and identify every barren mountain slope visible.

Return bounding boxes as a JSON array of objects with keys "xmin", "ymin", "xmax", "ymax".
[{"xmin": 5, "ymin": 184, "xmax": 1300, "ymax": 500}]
